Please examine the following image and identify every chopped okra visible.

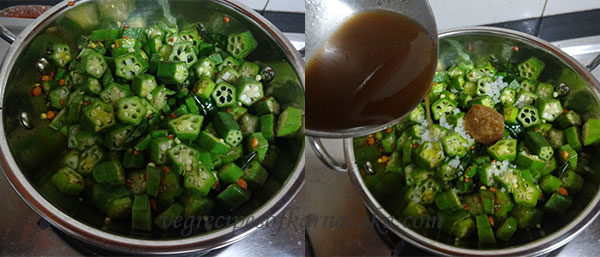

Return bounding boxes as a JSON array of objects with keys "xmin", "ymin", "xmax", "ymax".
[
  {"xmin": 38, "ymin": 21, "xmax": 302, "ymax": 233},
  {"xmin": 356, "ymin": 56, "xmax": 594, "ymax": 245}
]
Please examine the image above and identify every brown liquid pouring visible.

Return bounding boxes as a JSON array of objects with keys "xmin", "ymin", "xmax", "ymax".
[{"xmin": 306, "ymin": 10, "xmax": 437, "ymax": 132}]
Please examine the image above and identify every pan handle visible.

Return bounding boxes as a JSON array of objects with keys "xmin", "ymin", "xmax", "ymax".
[
  {"xmin": 308, "ymin": 137, "xmax": 348, "ymax": 172},
  {"xmin": 0, "ymin": 24, "xmax": 15, "ymax": 44},
  {"xmin": 586, "ymin": 53, "xmax": 600, "ymax": 71}
]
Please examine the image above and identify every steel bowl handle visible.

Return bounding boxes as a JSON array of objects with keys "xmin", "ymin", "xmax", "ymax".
[
  {"xmin": 0, "ymin": 24, "xmax": 16, "ymax": 44},
  {"xmin": 308, "ymin": 137, "xmax": 347, "ymax": 172}
]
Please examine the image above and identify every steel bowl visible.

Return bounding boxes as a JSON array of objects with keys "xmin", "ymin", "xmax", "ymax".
[
  {"xmin": 0, "ymin": 0, "xmax": 305, "ymax": 254},
  {"xmin": 305, "ymin": 0, "xmax": 438, "ymax": 138},
  {"xmin": 311, "ymin": 27, "xmax": 600, "ymax": 256}
]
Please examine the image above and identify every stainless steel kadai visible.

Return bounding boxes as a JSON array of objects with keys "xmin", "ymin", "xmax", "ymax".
[
  {"xmin": 0, "ymin": 0, "xmax": 305, "ymax": 254},
  {"xmin": 311, "ymin": 27, "xmax": 600, "ymax": 256}
]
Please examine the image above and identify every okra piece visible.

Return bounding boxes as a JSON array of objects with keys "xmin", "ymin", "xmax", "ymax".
[
  {"xmin": 154, "ymin": 203, "xmax": 184, "ymax": 231},
  {"xmin": 246, "ymin": 132, "xmax": 269, "ymax": 162},
  {"xmin": 556, "ymin": 110, "xmax": 582, "ymax": 129},
  {"xmin": 503, "ymin": 105, "xmax": 519, "ymax": 124},
  {"xmin": 515, "ymin": 91, "xmax": 537, "ymax": 108},
  {"xmin": 276, "ymin": 106, "xmax": 303, "ymax": 137},
  {"xmin": 193, "ymin": 77, "xmax": 216, "ymax": 99},
  {"xmin": 227, "ymin": 31, "xmax": 258, "ymax": 59},
  {"xmin": 236, "ymin": 77, "xmax": 263, "ymax": 106},
  {"xmin": 494, "ymin": 188, "xmax": 514, "ymax": 220},
  {"xmin": 239, "ymin": 113, "xmax": 260, "ymax": 137},
  {"xmin": 434, "ymin": 190, "xmax": 462, "ymax": 211},
  {"xmin": 500, "ymin": 87, "xmax": 517, "ymax": 105},
  {"xmin": 540, "ymin": 175, "xmax": 562, "ymax": 193},
  {"xmin": 213, "ymin": 112, "xmax": 243, "ymax": 146},
  {"xmin": 79, "ymin": 51, "xmax": 107, "ymax": 79},
  {"xmin": 150, "ymin": 137, "xmax": 173, "ymax": 164},
  {"xmin": 167, "ymin": 143, "xmax": 199, "ymax": 174},
  {"xmin": 582, "ymin": 118, "xmax": 600, "ymax": 146},
  {"xmin": 512, "ymin": 174, "xmax": 542, "ymax": 207},
  {"xmin": 77, "ymin": 145, "xmax": 106, "ymax": 176},
  {"xmin": 106, "ymin": 196, "xmax": 132, "ymax": 219},
  {"xmin": 116, "ymin": 96, "xmax": 147, "ymax": 126},
  {"xmin": 535, "ymin": 82, "xmax": 554, "ymax": 99},
  {"xmin": 82, "ymin": 100, "xmax": 116, "ymax": 133},
  {"xmin": 512, "ymin": 205, "xmax": 543, "ymax": 229},
  {"xmin": 536, "ymin": 98, "xmax": 562, "ymax": 122},
  {"xmin": 381, "ymin": 132, "xmax": 396, "ymax": 153},
  {"xmin": 122, "ymin": 150, "xmax": 144, "ymax": 170},
  {"xmin": 157, "ymin": 61, "xmax": 189, "ymax": 84},
  {"xmin": 520, "ymin": 80, "xmax": 538, "ymax": 93},
  {"xmin": 93, "ymin": 160, "xmax": 125, "ymax": 186},
  {"xmin": 99, "ymin": 82, "xmax": 132, "ymax": 106},
  {"xmin": 259, "ymin": 114, "xmax": 274, "ymax": 142},
  {"xmin": 431, "ymin": 97, "xmax": 458, "ymax": 120},
  {"xmin": 487, "ymin": 139, "xmax": 517, "ymax": 161},
  {"xmin": 218, "ymin": 163, "xmax": 244, "ymax": 184},
  {"xmin": 211, "ymin": 82, "xmax": 237, "ymax": 107},
  {"xmin": 168, "ymin": 114, "xmax": 204, "ymax": 140},
  {"xmin": 114, "ymin": 52, "xmax": 148, "ymax": 80},
  {"xmin": 47, "ymin": 43, "xmax": 71, "ymax": 68},
  {"xmin": 148, "ymin": 86, "xmax": 175, "ymax": 110},
  {"xmin": 61, "ymin": 150, "xmax": 80, "ymax": 170},
  {"xmin": 221, "ymin": 144, "xmax": 243, "ymax": 164},
  {"xmin": 240, "ymin": 161, "xmax": 268, "ymax": 191},
  {"xmin": 548, "ymin": 128, "xmax": 565, "ymax": 150},
  {"xmin": 90, "ymin": 28, "xmax": 121, "ymax": 41},
  {"xmin": 515, "ymin": 151, "xmax": 545, "ymax": 170},
  {"xmin": 251, "ymin": 96, "xmax": 281, "ymax": 115},
  {"xmin": 556, "ymin": 145, "xmax": 577, "ymax": 172},
  {"xmin": 131, "ymin": 194, "xmax": 152, "ymax": 232},
  {"xmin": 195, "ymin": 130, "xmax": 232, "ymax": 154},
  {"xmin": 51, "ymin": 167, "xmax": 85, "ymax": 196},
  {"xmin": 475, "ymin": 214, "xmax": 496, "ymax": 245},
  {"xmin": 131, "ymin": 74, "xmax": 158, "ymax": 98},
  {"xmin": 127, "ymin": 171, "xmax": 147, "ymax": 195},
  {"xmin": 517, "ymin": 105, "xmax": 541, "ymax": 128},
  {"xmin": 168, "ymin": 43, "xmax": 197, "ymax": 68},
  {"xmin": 219, "ymin": 55, "xmax": 243, "ymax": 71},
  {"xmin": 67, "ymin": 125, "xmax": 98, "ymax": 151},
  {"xmin": 238, "ymin": 61, "xmax": 260, "ymax": 78},
  {"xmin": 145, "ymin": 166, "xmax": 161, "ymax": 197},
  {"xmin": 49, "ymin": 87, "xmax": 69, "ymax": 109},
  {"xmin": 216, "ymin": 184, "xmax": 252, "ymax": 210},
  {"xmin": 408, "ymin": 103, "xmax": 425, "ymax": 123},
  {"xmin": 544, "ymin": 193, "xmax": 573, "ymax": 214},
  {"xmin": 81, "ymin": 77, "xmax": 102, "ymax": 95},
  {"xmin": 102, "ymin": 125, "xmax": 134, "ymax": 150},
  {"xmin": 495, "ymin": 216, "xmax": 518, "ymax": 242},
  {"xmin": 560, "ymin": 170, "xmax": 583, "ymax": 193},
  {"xmin": 179, "ymin": 190, "xmax": 215, "ymax": 217},
  {"xmin": 541, "ymin": 158, "xmax": 557, "ymax": 176},
  {"xmin": 518, "ymin": 56, "xmax": 545, "ymax": 80},
  {"xmin": 184, "ymin": 162, "xmax": 215, "ymax": 196},
  {"xmin": 442, "ymin": 133, "xmax": 469, "ymax": 157},
  {"xmin": 480, "ymin": 189, "xmax": 494, "ymax": 215},
  {"xmin": 565, "ymin": 126, "xmax": 582, "ymax": 151},
  {"xmin": 416, "ymin": 142, "xmax": 445, "ymax": 169},
  {"xmin": 157, "ymin": 169, "xmax": 184, "ymax": 208},
  {"xmin": 524, "ymin": 131, "xmax": 554, "ymax": 160},
  {"xmin": 193, "ymin": 57, "xmax": 216, "ymax": 78}
]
